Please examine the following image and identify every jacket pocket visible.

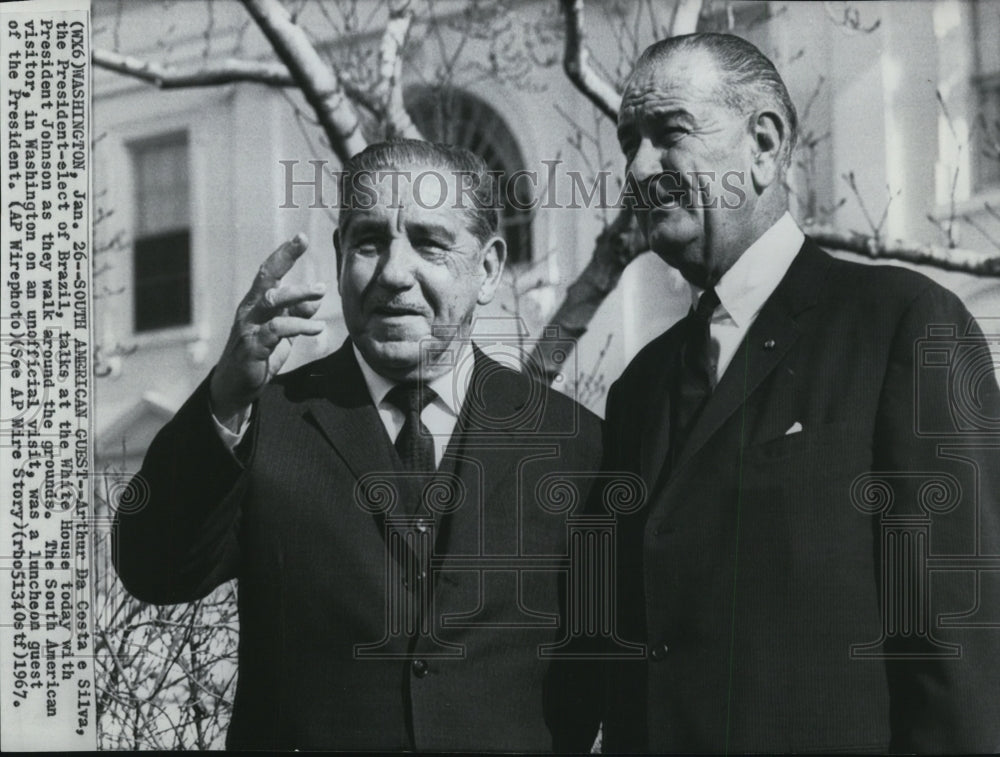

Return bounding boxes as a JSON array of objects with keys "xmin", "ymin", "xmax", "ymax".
[{"xmin": 742, "ymin": 421, "xmax": 859, "ymax": 463}]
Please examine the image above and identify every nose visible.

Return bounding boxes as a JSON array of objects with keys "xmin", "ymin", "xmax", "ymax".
[
  {"xmin": 628, "ymin": 137, "xmax": 662, "ymax": 184},
  {"xmin": 376, "ymin": 238, "xmax": 418, "ymax": 290}
]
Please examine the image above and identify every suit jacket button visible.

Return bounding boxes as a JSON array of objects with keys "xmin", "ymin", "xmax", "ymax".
[
  {"xmin": 650, "ymin": 642, "xmax": 669, "ymax": 662},
  {"xmin": 411, "ymin": 659, "xmax": 429, "ymax": 678}
]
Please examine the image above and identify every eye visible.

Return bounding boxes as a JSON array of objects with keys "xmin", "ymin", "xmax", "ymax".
[
  {"xmin": 413, "ymin": 237, "xmax": 447, "ymax": 253},
  {"xmin": 659, "ymin": 126, "xmax": 687, "ymax": 144},
  {"xmin": 352, "ymin": 236, "xmax": 383, "ymax": 254}
]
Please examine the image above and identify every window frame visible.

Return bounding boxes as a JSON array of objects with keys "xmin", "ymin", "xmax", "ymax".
[
  {"xmin": 129, "ymin": 131, "xmax": 194, "ymax": 334},
  {"xmin": 106, "ymin": 108, "xmax": 208, "ymax": 349}
]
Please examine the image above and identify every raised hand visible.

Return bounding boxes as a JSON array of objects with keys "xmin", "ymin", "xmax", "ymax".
[{"xmin": 209, "ymin": 234, "xmax": 326, "ymax": 430}]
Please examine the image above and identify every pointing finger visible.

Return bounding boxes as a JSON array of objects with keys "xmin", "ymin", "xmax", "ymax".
[{"xmin": 249, "ymin": 233, "xmax": 310, "ymax": 298}]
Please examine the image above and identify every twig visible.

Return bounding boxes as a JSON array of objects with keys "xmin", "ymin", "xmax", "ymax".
[
  {"xmin": 842, "ymin": 171, "xmax": 898, "ymax": 243},
  {"xmin": 93, "ymin": 48, "xmax": 296, "ymax": 89}
]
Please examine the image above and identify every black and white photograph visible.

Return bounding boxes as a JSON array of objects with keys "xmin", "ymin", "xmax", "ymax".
[{"xmin": 2, "ymin": 0, "xmax": 1000, "ymax": 752}]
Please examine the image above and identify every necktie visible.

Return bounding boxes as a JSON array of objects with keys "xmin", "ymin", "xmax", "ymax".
[
  {"xmin": 385, "ymin": 383, "xmax": 437, "ymax": 473},
  {"xmin": 670, "ymin": 287, "xmax": 720, "ymax": 465}
]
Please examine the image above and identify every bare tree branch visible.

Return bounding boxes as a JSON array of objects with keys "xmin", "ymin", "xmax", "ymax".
[
  {"xmin": 95, "ymin": 39, "xmax": 383, "ymax": 124},
  {"xmin": 530, "ymin": 207, "xmax": 648, "ymax": 381},
  {"xmin": 339, "ymin": 75, "xmax": 384, "ymax": 116},
  {"xmin": 241, "ymin": 0, "xmax": 367, "ymax": 162},
  {"xmin": 669, "ymin": 0, "xmax": 704, "ymax": 36},
  {"xmin": 93, "ymin": 48, "xmax": 295, "ymax": 88},
  {"xmin": 559, "ymin": 0, "xmax": 621, "ymax": 122},
  {"xmin": 804, "ymin": 224, "xmax": 1000, "ymax": 276},
  {"xmin": 377, "ymin": 0, "xmax": 421, "ymax": 138}
]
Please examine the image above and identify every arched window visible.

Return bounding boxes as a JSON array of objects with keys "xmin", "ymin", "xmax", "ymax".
[{"xmin": 405, "ymin": 86, "xmax": 534, "ymax": 265}]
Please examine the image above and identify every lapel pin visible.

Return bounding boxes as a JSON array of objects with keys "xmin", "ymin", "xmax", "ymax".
[{"xmin": 763, "ymin": 339, "xmax": 776, "ymax": 350}]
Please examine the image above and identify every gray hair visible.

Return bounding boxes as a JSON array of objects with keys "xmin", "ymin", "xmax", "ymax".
[
  {"xmin": 633, "ymin": 33, "xmax": 799, "ymax": 166},
  {"xmin": 339, "ymin": 139, "xmax": 499, "ymax": 244}
]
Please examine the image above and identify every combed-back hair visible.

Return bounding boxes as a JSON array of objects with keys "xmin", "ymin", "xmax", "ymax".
[
  {"xmin": 634, "ymin": 33, "xmax": 799, "ymax": 164},
  {"xmin": 339, "ymin": 139, "xmax": 499, "ymax": 243}
]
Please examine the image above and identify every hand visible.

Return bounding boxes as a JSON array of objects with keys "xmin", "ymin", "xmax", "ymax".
[{"xmin": 210, "ymin": 234, "xmax": 326, "ymax": 430}]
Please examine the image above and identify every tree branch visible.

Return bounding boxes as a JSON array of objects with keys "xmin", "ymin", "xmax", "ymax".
[
  {"xmin": 529, "ymin": 207, "xmax": 647, "ymax": 382},
  {"xmin": 94, "ymin": 46, "xmax": 384, "ymax": 124},
  {"xmin": 560, "ymin": 0, "xmax": 621, "ymax": 122},
  {"xmin": 93, "ymin": 48, "xmax": 296, "ymax": 88},
  {"xmin": 240, "ymin": 0, "xmax": 366, "ymax": 163},
  {"xmin": 803, "ymin": 224, "xmax": 1000, "ymax": 276},
  {"xmin": 377, "ymin": 0, "xmax": 421, "ymax": 139}
]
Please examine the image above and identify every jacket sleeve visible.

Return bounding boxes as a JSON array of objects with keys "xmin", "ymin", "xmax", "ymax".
[
  {"xmin": 112, "ymin": 373, "xmax": 254, "ymax": 605},
  {"xmin": 874, "ymin": 282, "xmax": 1000, "ymax": 753}
]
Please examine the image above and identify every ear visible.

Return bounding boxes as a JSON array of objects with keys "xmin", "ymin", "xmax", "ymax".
[
  {"xmin": 749, "ymin": 110, "xmax": 785, "ymax": 193},
  {"xmin": 333, "ymin": 228, "xmax": 344, "ymax": 293},
  {"xmin": 477, "ymin": 235, "xmax": 507, "ymax": 306}
]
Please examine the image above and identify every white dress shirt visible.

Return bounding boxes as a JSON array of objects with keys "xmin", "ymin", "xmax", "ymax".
[
  {"xmin": 690, "ymin": 211, "xmax": 804, "ymax": 386},
  {"xmin": 213, "ymin": 342, "xmax": 472, "ymax": 468},
  {"xmin": 351, "ymin": 343, "xmax": 471, "ymax": 467}
]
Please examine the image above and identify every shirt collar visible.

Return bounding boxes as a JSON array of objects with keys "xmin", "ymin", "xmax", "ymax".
[
  {"xmin": 352, "ymin": 341, "xmax": 471, "ymax": 417},
  {"xmin": 689, "ymin": 211, "xmax": 804, "ymax": 328}
]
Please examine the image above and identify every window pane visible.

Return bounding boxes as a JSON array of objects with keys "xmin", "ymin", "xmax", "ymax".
[
  {"xmin": 134, "ymin": 136, "xmax": 189, "ymax": 235},
  {"xmin": 133, "ymin": 230, "xmax": 191, "ymax": 332},
  {"xmin": 131, "ymin": 134, "xmax": 192, "ymax": 332}
]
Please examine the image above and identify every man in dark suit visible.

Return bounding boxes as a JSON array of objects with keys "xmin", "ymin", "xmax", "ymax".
[
  {"xmin": 602, "ymin": 33, "xmax": 1000, "ymax": 753},
  {"xmin": 113, "ymin": 140, "xmax": 602, "ymax": 751}
]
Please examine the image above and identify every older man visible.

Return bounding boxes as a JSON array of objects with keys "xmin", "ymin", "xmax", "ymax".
[
  {"xmin": 602, "ymin": 33, "xmax": 1000, "ymax": 753},
  {"xmin": 114, "ymin": 140, "xmax": 602, "ymax": 751}
]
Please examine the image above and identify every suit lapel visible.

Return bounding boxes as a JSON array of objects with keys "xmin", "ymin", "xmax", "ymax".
[
  {"xmin": 672, "ymin": 304, "xmax": 801, "ymax": 473},
  {"xmin": 655, "ymin": 240, "xmax": 833, "ymax": 495},
  {"xmin": 639, "ymin": 331, "xmax": 684, "ymax": 493},
  {"xmin": 301, "ymin": 341, "xmax": 399, "ymax": 487},
  {"xmin": 446, "ymin": 347, "xmax": 537, "ymax": 510}
]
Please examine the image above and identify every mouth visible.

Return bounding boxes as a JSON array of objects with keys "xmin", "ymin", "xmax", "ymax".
[
  {"xmin": 648, "ymin": 174, "xmax": 686, "ymax": 211},
  {"xmin": 372, "ymin": 304, "xmax": 426, "ymax": 318}
]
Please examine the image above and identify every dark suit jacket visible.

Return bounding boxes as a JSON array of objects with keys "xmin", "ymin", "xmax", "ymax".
[
  {"xmin": 114, "ymin": 342, "xmax": 603, "ymax": 751},
  {"xmin": 601, "ymin": 239, "xmax": 1000, "ymax": 753}
]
